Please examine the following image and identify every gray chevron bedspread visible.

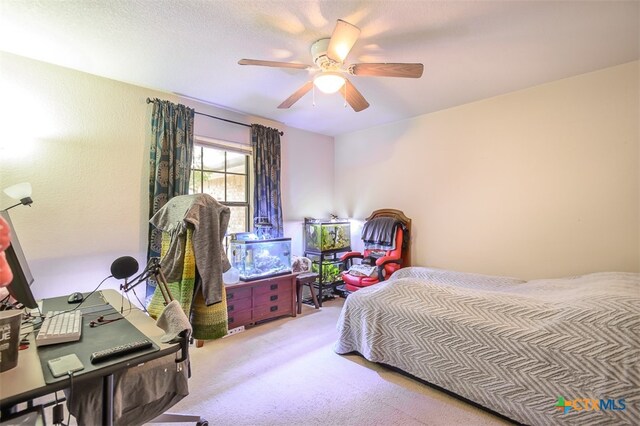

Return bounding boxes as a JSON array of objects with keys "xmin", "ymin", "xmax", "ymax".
[{"xmin": 335, "ymin": 267, "xmax": 639, "ymax": 425}]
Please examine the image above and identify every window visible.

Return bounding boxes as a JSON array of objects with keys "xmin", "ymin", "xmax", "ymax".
[{"xmin": 190, "ymin": 144, "xmax": 250, "ymax": 241}]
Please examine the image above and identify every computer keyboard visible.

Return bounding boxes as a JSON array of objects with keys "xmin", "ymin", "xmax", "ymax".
[
  {"xmin": 90, "ymin": 339, "xmax": 153, "ymax": 364},
  {"xmin": 35, "ymin": 310, "xmax": 82, "ymax": 347}
]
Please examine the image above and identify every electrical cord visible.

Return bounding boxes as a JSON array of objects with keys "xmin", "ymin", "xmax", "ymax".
[
  {"xmin": 121, "ymin": 283, "xmax": 136, "ymax": 317},
  {"xmin": 64, "ymin": 370, "xmax": 75, "ymax": 426},
  {"xmin": 67, "ymin": 274, "xmax": 113, "ymax": 312},
  {"xmin": 81, "ymin": 269, "xmax": 151, "ymax": 328},
  {"xmin": 52, "ymin": 391, "xmax": 64, "ymax": 425},
  {"xmin": 129, "ymin": 286, "xmax": 150, "ymax": 314},
  {"xmin": 0, "ymin": 293, "xmax": 10, "ymax": 307},
  {"xmin": 31, "ymin": 275, "xmax": 113, "ymax": 335},
  {"xmin": 88, "ymin": 314, "xmax": 124, "ymax": 328},
  {"xmin": 120, "ymin": 254, "xmax": 171, "ymax": 315},
  {"xmin": 87, "ymin": 306, "xmax": 134, "ymax": 328},
  {"xmin": 87, "ymin": 286, "xmax": 138, "ymax": 328}
]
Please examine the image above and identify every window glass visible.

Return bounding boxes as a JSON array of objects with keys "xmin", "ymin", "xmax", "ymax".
[
  {"xmin": 192, "ymin": 146, "xmax": 203, "ymax": 169},
  {"xmin": 190, "ymin": 144, "xmax": 250, "ymax": 238},
  {"xmin": 202, "ymin": 148, "xmax": 225, "ymax": 172},
  {"xmin": 226, "ymin": 151, "xmax": 247, "ymax": 174},
  {"xmin": 226, "ymin": 175, "xmax": 246, "ymax": 202},
  {"xmin": 202, "ymin": 171, "xmax": 225, "ymax": 201},
  {"xmin": 189, "ymin": 170, "xmax": 202, "ymax": 194},
  {"xmin": 228, "ymin": 205, "xmax": 248, "ymax": 234}
]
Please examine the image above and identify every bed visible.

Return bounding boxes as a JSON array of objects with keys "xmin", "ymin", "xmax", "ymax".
[{"xmin": 335, "ymin": 267, "xmax": 639, "ymax": 425}]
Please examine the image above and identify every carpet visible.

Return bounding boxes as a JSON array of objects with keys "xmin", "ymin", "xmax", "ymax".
[{"xmin": 151, "ymin": 298, "xmax": 512, "ymax": 426}]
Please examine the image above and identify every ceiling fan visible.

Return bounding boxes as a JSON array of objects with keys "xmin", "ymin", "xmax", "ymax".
[{"xmin": 238, "ymin": 19, "xmax": 424, "ymax": 112}]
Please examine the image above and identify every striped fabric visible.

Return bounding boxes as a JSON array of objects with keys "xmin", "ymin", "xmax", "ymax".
[
  {"xmin": 148, "ymin": 229, "xmax": 228, "ymax": 340},
  {"xmin": 335, "ymin": 267, "xmax": 639, "ymax": 425}
]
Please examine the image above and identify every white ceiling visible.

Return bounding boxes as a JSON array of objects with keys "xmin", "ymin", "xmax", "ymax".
[{"xmin": 1, "ymin": 1, "xmax": 638, "ymax": 137}]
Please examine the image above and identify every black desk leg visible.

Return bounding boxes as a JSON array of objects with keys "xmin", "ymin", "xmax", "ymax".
[{"xmin": 102, "ymin": 373, "xmax": 114, "ymax": 426}]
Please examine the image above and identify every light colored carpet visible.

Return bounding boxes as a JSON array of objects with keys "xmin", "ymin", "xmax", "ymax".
[{"xmin": 151, "ymin": 297, "xmax": 513, "ymax": 426}]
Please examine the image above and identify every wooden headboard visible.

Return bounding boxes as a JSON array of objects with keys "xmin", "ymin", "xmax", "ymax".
[{"xmin": 365, "ymin": 209, "xmax": 412, "ymax": 267}]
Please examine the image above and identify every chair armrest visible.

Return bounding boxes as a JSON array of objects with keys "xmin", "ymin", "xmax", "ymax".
[
  {"xmin": 375, "ymin": 256, "xmax": 401, "ymax": 267},
  {"xmin": 340, "ymin": 252, "xmax": 363, "ymax": 261},
  {"xmin": 341, "ymin": 251, "xmax": 363, "ymax": 269},
  {"xmin": 375, "ymin": 256, "xmax": 402, "ymax": 282}
]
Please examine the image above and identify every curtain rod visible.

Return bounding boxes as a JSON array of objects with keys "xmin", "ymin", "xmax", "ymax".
[{"xmin": 146, "ymin": 98, "xmax": 284, "ymax": 136}]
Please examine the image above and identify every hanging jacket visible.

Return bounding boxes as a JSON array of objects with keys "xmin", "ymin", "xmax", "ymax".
[
  {"xmin": 361, "ymin": 217, "xmax": 399, "ymax": 249},
  {"xmin": 150, "ymin": 194, "xmax": 231, "ymax": 305}
]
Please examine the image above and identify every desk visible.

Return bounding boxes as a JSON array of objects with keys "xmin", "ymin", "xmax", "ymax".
[{"xmin": 0, "ymin": 290, "xmax": 185, "ymax": 425}]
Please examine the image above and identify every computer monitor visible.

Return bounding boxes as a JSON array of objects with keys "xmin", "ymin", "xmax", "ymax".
[{"xmin": 1, "ymin": 210, "xmax": 38, "ymax": 309}]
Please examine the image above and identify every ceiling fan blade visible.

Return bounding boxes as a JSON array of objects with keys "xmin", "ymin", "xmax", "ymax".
[
  {"xmin": 343, "ymin": 79, "xmax": 369, "ymax": 112},
  {"xmin": 278, "ymin": 81, "xmax": 314, "ymax": 109},
  {"xmin": 349, "ymin": 63, "xmax": 424, "ymax": 78},
  {"xmin": 238, "ymin": 59, "xmax": 311, "ymax": 70},
  {"xmin": 326, "ymin": 19, "xmax": 361, "ymax": 63}
]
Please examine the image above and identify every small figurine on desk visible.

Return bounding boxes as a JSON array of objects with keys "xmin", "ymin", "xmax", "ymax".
[{"xmin": 0, "ymin": 215, "xmax": 13, "ymax": 286}]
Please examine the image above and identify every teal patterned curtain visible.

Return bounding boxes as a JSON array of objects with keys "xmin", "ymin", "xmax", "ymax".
[
  {"xmin": 147, "ymin": 98, "xmax": 194, "ymax": 262},
  {"xmin": 251, "ymin": 124, "xmax": 283, "ymax": 238}
]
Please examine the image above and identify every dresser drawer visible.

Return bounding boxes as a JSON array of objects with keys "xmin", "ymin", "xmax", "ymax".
[
  {"xmin": 253, "ymin": 291, "xmax": 292, "ymax": 306},
  {"xmin": 227, "ymin": 297, "xmax": 252, "ymax": 313},
  {"xmin": 227, "ymin": 309, "xmax": 252, "ymax": 328},
  {"xmin": 225, "ymin": 274, "xmax": 295, "ymax": 328},
  {"xmin": 253, "ymin": 300, "xmax": 293, "ymax": 322},
  {"xmin": 253, "ymin": 281, "xmax": 287, "ymax": 296},
  {"xmin": 226, "ymin": 286, "xmax": 252, "ymax": 301}
]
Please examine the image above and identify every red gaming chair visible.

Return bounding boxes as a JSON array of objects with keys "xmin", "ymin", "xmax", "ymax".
[{"xmin": 340, "ymin": 209, "xmax": 411, "ymax": 292}]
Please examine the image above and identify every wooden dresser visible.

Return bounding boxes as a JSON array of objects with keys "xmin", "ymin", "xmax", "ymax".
[{"xmin": 225, "ymin": 273, "xmax": 297, "ymax": 328}]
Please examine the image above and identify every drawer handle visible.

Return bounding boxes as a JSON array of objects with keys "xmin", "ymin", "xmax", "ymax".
[
  {"xmin": 270, "ymin": 295, "xmax": 278, "ymax": 301},
  {"xmin": 270, "ymin": 306, "xmax": 278, "ymax": 312},
  {"xmin": 227, "ymin": 293, "xmax": 234, "ymax": 300},
  {"xmin": 228, "ymin": 305, "xmax": 234, "ymax": 312},
  {"xmin": 229, "ymin": 317, "xmax": 234, "ymax": 323},
  {"xmin": 270, "ymin": 284, "xmax": 278, "ymax": 290}
]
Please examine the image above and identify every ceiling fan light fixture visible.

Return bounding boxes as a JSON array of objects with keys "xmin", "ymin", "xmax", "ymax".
[
  {"xmin": 239, "ymin": 19, "xmax": 419, "ymax": 112},
  {"xmin": 313, "ymin": 72, "xmax": 346, "ymax": 94}
]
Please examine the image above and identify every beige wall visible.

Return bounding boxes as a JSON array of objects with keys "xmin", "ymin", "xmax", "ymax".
[
  {"xmin": 282, "ymin": 126, "xmax": 335, "ymax": 255},
  {"xmin": 335, "ymin": 61, "xmax": 639, "ymax": 280},
  {"xmin": 0, "ymin": 52, "xmax": 333, "ymax": 299},
  {"xmin": 2, "ymin": 51, "xmax": 636, "ymax": 297}
]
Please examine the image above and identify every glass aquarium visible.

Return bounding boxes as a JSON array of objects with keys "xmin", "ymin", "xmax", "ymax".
[
  {"xmin": 229, "ymin": 237, "xmax": 292, "ymax": 281},
  {"xmin": 304, "ymin": 219, "xmax": 351, "ymax": 253},
  {"xmin": 311, "ymin": 259, "xmax": 345, "ymax": 284}
]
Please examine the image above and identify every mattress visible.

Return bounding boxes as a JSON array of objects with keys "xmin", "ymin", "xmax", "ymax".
[{"xmin": 335, "ymin": 267, "xmax": 639, "ymax": 425}]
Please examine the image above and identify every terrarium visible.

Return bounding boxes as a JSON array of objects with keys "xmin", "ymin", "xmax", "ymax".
[
  {"xmin": 311, "ymin": 259, "xmax": 345, "ymax": 284},
  {"xmin": 229, "ymin": 236, "xmax": 292, "ymax": 281},
  {"xmin": 304, "ymin": 219, "xmax": 351, "ymax": 253}
]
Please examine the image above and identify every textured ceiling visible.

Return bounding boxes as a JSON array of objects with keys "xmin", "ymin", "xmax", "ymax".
[{"xmin": 0, "ymin": 1, "xmax": 638, "ymax": 136}]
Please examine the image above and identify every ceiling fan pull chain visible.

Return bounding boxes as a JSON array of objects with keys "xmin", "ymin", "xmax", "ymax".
[{"xmin": 312, "ymin": 83, "xmax": 316, "ymax": 107}]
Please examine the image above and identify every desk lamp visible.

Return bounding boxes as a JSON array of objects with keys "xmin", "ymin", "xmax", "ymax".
[{"xmin": 2, "ymin": 183, "xmax": 33, "ymax": 212}]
